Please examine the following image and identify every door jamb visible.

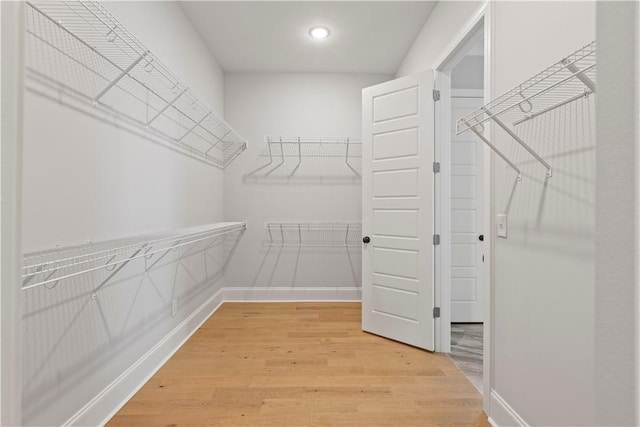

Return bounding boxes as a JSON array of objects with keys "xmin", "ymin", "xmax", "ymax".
[{"xmin": 431, "ymin": 0, "xmax": 493, "ymax": 415}]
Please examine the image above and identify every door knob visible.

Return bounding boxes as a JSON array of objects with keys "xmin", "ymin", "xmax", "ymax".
[
  {"xmin": 478, "ymin": 234, "xmax": 484, "ymax": 242},
  {"xmin": 363, "ymin": 236, "xmax": 371, "ymax": 244}
]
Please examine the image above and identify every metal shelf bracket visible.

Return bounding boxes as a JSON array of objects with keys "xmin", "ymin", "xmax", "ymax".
[
  {"xmin": 485, "ymin": 108, "xmax": 553, "ymax": 178},
  {"xmin": 463, "ymin": 119, "xmax": 522, "ymax": 181}
]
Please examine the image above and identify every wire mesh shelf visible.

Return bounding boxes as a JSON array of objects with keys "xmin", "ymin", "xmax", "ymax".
[
  {"xmin": 22, "ymin": 222, "xmax": 246, "ymax": 290},
  {"xmin": 265, "ymin": 136, "xmax": 362, "ymax": 159},
  {"xmin": 264, "ymin": 136, "xmax": 362, "ymax": 175},
  {"xmin": 24, "ymin": 0, "xmax": 247, "ymax": 168},
  {"xmin": 263, "ymin": 222, "xmax": 362, "ymax": 247},
  {"xmin": 456, "ymin": 41, "xmax": 596, "ymax": 179}
]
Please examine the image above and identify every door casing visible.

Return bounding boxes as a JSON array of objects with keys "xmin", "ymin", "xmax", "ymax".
[{"xmin": 431, "ymin": 1, "xmax": 493, "ymax": 414}]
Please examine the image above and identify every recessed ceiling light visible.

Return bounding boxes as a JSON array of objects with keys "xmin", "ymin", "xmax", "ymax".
[{"xmin": 309, "ymin": 26, "xmax": 330, "ymax": 40}]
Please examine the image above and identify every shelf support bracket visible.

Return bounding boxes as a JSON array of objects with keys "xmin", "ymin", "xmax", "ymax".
[
  {"xmin": 344, "ymin": 224, "xmax": 350, "ymax": 246},
  {"xmin": 93, "ymin": 51, "xmax": 149, "ymax": 105},
  {"xmin": 484, "ymin": 108, "xmax": 553, "ymax": 178},
  {"xmin": 463, "ymin": 120, "xmax": 522, "ymax": 181},
  {"xmin": 222, "ymin": 227, "xmax": 245, "ymax": 273},
  {"xmin": 267, "ymin": 224, "xmax": 274, "ymax": 245},
  {"xmin": 562, "ymin": 58, "xmax": 596, "ymax": 93},
  {"xmin": 280, "ymin": 139, "xmax": 285, "ymax": 163},
  {"xmin": 267, "ymin": 139, "xmax": 274, "ymax": 164}
]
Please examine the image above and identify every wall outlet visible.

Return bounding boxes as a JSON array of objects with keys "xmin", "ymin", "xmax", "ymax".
[
  {"xmin": 497, "ymin": 214, "xmax": 508, "ymax": 238},
  {"xmin": 171, "ymin": 299, "xmax": 178, "ymax": 317}
]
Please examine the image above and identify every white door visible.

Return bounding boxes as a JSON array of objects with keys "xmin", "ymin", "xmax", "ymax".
[
  {"xmin": 362, "ymin": 71, "xmax": 435, "ymax": 351},
  {"xmin": 450, "ymin": 94, "xmax": 484, "ymax": 322}
]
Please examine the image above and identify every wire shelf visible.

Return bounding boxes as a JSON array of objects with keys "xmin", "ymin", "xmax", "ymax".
[
  {"xmin": 263, "ymin": 222, "xmax": 362, "ymax": 247},
  {"xmin": 24, "ymin": 1, "xmax": 247, "ymax": 168},
  {"xmin": 264, "ymin": 136, "xmax": 362, "ymax": 174},
  {"xmin": 22, "ymin": 222, "xmax": 246, "ymax": 290},
  {"xmin": 456, "ymin": 41, "xmax": 596, "ymax": 179}
]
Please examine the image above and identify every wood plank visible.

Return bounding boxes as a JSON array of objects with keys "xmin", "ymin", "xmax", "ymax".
[{"xmin": 107, "ymin": 302, "xmax": 490, "ymax": 427}]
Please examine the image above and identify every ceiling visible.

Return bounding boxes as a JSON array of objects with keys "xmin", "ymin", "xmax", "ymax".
[{"xmin": 180, "ymin": 2, "xmax": 437, "ymax": 74}]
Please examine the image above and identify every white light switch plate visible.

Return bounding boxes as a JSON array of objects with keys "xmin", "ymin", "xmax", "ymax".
[{"xmin": 497, "ymin": 214, "xmax": 508, "ymax": 238}]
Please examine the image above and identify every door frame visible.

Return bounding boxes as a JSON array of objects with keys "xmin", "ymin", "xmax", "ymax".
[{"xmin": 431, "ymin": 0, "xmax": 493, "ymax": 414}]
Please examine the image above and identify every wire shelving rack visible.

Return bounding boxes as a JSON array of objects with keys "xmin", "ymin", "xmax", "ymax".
[
  {"xmin": 456, "ymin": 41, "xmax": 596, "ymax": 180},
  {"xmin": 22, "ymin": 222, "xmax": 246, "ymax": 290},
  {"xmin": 263, "ymin": 222, "xmax": 362, "ymax": 248},
  {"xmin": 264, "ymin": 136, "xmax": 362, "ymax": 173},
  {"xmin": 24, "ymin": 0, "xmax": 247, "ymax": 168}
]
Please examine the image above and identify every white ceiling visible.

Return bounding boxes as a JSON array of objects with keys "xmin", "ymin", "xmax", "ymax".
[{"xmin": 180, "ymin": 2, "xmax": 437, "ymax": 74}]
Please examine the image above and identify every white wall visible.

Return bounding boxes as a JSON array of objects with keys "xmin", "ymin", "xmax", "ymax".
[
  {"xmin": 223, "ymin": 73, "xmax": 390, "ymax": 296},
  {"xmin": 396, "ymin": 1, "xmax": 483, "ymax": 78},
  {"xmin": 1, "ymin": 3, "xmax": 24, "ymax": 426},
  {"xmin": 398, "ymin": 1, "xmax": 597, "ymax": 425},
  {"xmin": 451, "ymin": 55, "xmax": 483, "ymax": 90},
  {"xmin": 595, "ymin": 2, "xmax": 640, "ymax": 425},
  {"xmin": 491, "ymin": 3, "xmax": 596, "ymax": 425},
  {"xmin": 21, "ymin": 2, "xmax": 228, "ymax": 425}
]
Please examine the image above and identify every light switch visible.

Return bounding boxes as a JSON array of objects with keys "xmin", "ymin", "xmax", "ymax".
[{"xmin": 497, "ymin": 214, "xmax": 508, "ymax": 238}]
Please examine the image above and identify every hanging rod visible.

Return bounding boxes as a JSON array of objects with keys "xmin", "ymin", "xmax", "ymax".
[
  {"xmin": 24, "ymin": 1, "xmax": 247, "ymax": 168},
  {"xmin": 22, "ymin": 222, "xmax": 246, "ymax": 290},
  {"xmin": 455, "ymin": 41, "xmax": 596, "ymax": 179},
  {"xmin": 264, "ymin": 222, "xmax": 362, "ymax": 247}
]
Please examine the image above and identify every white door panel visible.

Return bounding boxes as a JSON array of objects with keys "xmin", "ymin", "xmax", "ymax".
[
  {"xmin": 362, "ymin": 71, "xmax": 435, "ymax": 351},
  {"xmin": 373, "ymin": 128, "xmax": 420, "ymax": 160},
  {"xmin": 372, "ymin": 86, "xmax": 420, "ymax": 122},
  {"xmin": 451, "ymin": 95, "xmax": 484, "ymax": 323},
  {"xmin": 373, "ymin": 209, "xmax": 419, "ymax": 238},
  {"xmin": 372, "ymin": 169, "xmax": 419, "ymax": 198}
]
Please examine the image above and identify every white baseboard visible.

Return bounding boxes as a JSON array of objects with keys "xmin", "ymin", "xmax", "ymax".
[
  {"xmin": 489, "ymin": 390, "xmax": 529, "ymax": 427},
  {"xmin": 223, "ymin": 286, "xmax": 362, "ymax": 302},
  {"xmin": 63, "ymin": 288, "xmax": 225, "ymax": 427}
]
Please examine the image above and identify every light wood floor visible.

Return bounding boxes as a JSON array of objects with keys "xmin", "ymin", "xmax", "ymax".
[{"xmin": 108, "ymin": 303, "xmax": 491, "ymax": 426}]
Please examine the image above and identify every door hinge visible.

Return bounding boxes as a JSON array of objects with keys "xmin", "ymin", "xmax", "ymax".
[
  {"xmin": 433, "ymin": 89, "xmax": 441, "ymax": 101},
  {"xmin": 433, "ymin": 307, "xmax": 441, "ymax": 318},
  {"xmin": 433, "ymin": 234, "xmax": 440, "ymax": 245},
  {"xmin": 433, "ymin": 162, "xmax": 440, "ymax": 174}
]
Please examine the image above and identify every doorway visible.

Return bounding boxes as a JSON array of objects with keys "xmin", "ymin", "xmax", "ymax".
[
  {"xmin": 360, "ymin": 5, "xmax": 491, "ymax": 404},
  {"xmin": 436, "ymin": 28, "xmax": 485, "ymax": 394}
]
